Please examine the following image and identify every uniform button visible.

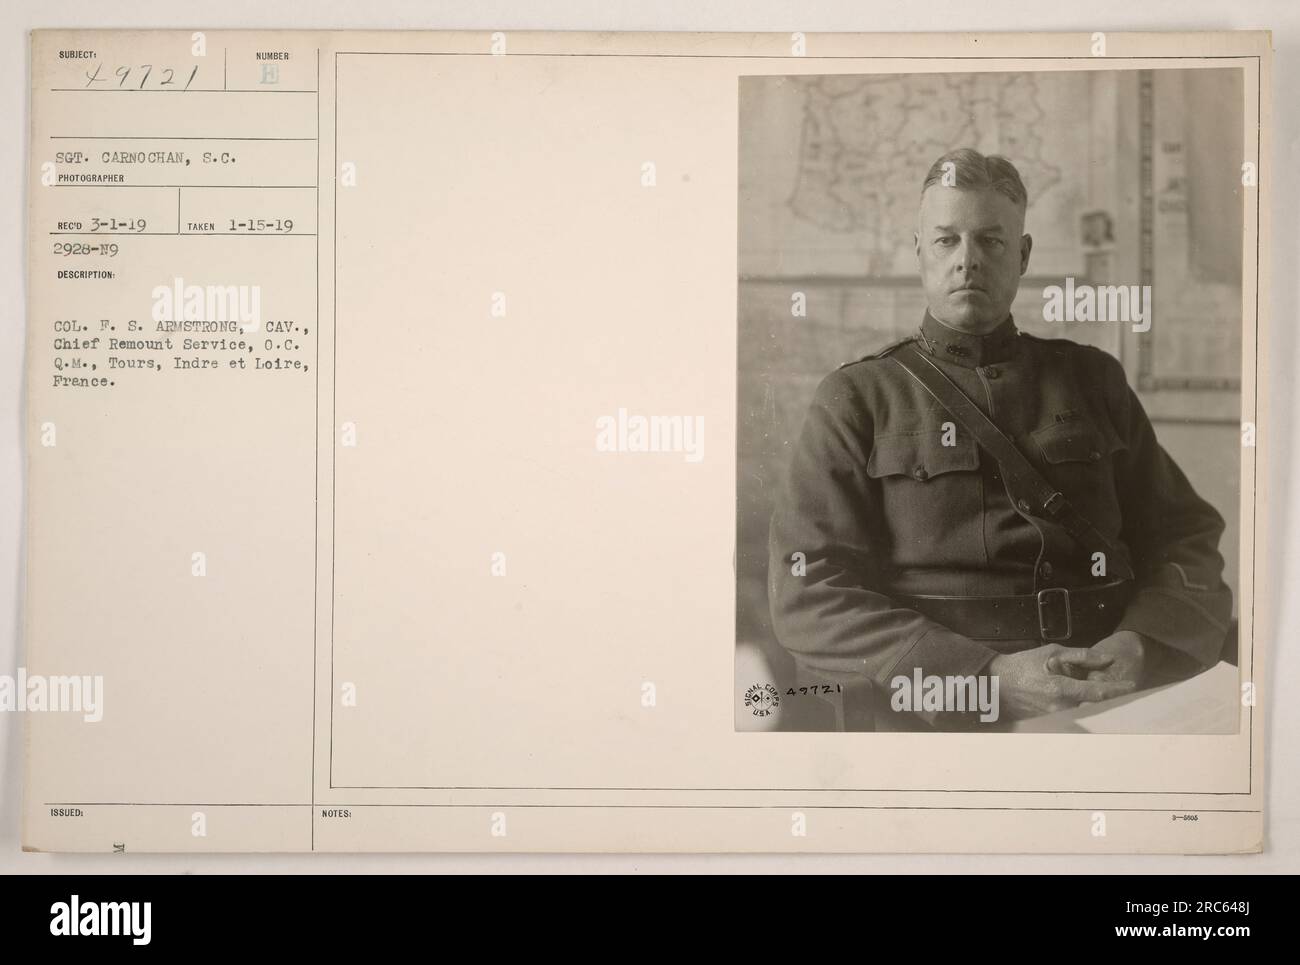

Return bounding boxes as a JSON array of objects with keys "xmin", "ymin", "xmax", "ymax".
[
  {"xmin": 1089, "ymin": 450, "xmax": 1101, "ymax": 461},
  {"xmin": 981, "ymin": 365, "xmax": 1000, "ymax": 379},
  {"xmin": 913, "ymin": 467, "xmax": 929, "ymax": 481},
  {"xmin": 1038, "ymin": 561, "xmax": 1054, "ymax": 580},
  {"xmin": 1017, "ymin": 498, "xmax": 1032, "ymax": 514}
]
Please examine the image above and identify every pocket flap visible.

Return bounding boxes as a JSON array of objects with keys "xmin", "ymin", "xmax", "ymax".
[
  {"xmin": 866, "ymin": 430, "xmax": 979, "ymax": 480},
  {"xmin": 1031, "ymin": 419, "xmax": 1125, "ymax": 465}
]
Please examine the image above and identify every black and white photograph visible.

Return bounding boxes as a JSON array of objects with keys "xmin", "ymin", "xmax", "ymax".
[{"xmin": 736, "ymin": 68, "xmax": 1249, "ymax": 733}]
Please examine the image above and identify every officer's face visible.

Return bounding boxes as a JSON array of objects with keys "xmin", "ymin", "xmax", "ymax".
[{"xmin": 914, "ymin": 186, "xmax": 1032, "ymax": 334}]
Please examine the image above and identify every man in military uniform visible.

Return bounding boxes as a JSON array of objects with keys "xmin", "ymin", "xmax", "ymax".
[{"xmin": 768, "ymin": 148, "xmax": 1232, "ymax": 731}]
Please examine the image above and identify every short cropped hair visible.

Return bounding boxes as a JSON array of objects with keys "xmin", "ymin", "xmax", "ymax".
[{"xmin": 921, "ymin": 149, "xmax": 1028, "ymax": 208}]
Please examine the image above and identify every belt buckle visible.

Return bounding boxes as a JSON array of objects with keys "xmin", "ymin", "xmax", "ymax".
[{"xmin": 1037, "ymin": 587, "xmax": 1072, "ymax": 641}]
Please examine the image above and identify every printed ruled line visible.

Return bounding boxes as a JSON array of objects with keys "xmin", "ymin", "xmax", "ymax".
[
  {"xmin": 313, "ymin": 44, "xmax": 321, "ymax": 852},
  {"xmin": 50, "ymin": 135, "xmax": 318, "ymax": 141},
  {"xmin": 53, "ymin": 183, "xmax": 316, "ymax": 188},
  {"xmin": 335, "ymin": 51, "xmax": 1259, "ymax": 60},
  {"xmin": 49, "ymin": 88, "xmax": 317, "ymax": 93},
  {"xmin": 48, "ymin": 231, "xmax": 317, "ymax": 237},
  {"xmin": 42, "ymin": 802, "xmax": 1265, "ymax": 814}
]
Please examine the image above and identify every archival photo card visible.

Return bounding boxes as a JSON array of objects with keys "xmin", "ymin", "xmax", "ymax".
[{"xmin": 22, "ymin": 30, "xmax": 1268, "ymax": 853}]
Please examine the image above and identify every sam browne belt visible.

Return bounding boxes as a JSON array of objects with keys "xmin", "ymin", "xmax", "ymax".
[{"xmin": 894, "ymin": 579, "xmax": 1134, "ymax": 643}]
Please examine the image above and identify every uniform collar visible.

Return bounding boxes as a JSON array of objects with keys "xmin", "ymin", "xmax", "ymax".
[{"xmin": 917, "ymin": 311, "xmax": 1020, "ymax": 368}]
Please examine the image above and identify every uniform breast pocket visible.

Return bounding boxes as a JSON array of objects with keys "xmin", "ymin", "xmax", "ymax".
[
  {"xmin": 1030, "ymin": 417, "xmax": 1127, "ymax": 531},
  {"xmin": 865, "ymin": 429, "xmax": 983, "ymax": 564}
]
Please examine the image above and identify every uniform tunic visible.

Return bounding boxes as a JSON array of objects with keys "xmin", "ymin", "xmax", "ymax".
[{"xmin": 767, "ymin": 311, "xmax": 1233, "ymax": 720}]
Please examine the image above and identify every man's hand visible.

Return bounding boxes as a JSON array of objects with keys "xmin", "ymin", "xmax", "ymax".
[
  {"xmin": 1083, "ymin": 631, "xmax": 1150, "ymax": 688},
  {"xmin": 988, "ymin": 644, "xmax": 1139, "ymax": 720}
]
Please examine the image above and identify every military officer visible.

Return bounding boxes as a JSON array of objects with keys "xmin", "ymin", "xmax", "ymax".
[{"xmin": 767, "ymin": 148, "xmax": 1233, "ymax": 731}]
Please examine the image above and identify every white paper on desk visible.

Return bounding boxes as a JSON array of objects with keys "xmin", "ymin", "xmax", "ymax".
[{"xmin": 1076, "ymin": 662, "xmax": 1241, "ymax": 735}]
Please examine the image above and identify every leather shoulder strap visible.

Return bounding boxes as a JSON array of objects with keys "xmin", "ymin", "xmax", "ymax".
[{"xmin": 891, "ymin": 342, "xmax": 1133, "ymax": 580}]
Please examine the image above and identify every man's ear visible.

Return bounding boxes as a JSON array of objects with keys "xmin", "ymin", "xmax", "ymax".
[
  {"xmin": 1019, "ymin": 233, "xmax": 1033, "ymax": 275},
  {"xmin": 913, "ymin": 230, "xmax": 921, "ymax": 264}
]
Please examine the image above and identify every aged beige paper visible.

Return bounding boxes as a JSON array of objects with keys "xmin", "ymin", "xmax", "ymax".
[{"xmin": 23, "ymin": 29, "xmax": 1269, "ymax": 852}]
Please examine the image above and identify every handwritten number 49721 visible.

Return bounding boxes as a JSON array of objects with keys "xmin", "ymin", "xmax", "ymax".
[{"xmin": 85, "ymin": 64, "xmax": 198, "ymax": 90}]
